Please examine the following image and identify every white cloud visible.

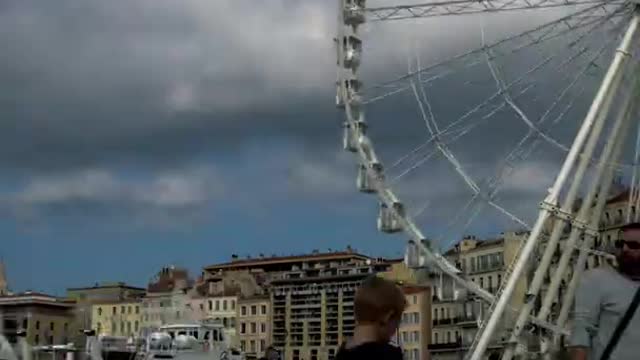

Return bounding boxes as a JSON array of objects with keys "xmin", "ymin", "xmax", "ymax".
[{"xmin": 4, "ymin": 166, "xmax": 224, "ymax": 219}]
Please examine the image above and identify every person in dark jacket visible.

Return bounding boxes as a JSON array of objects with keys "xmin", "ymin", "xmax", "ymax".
[{"xmin": 336, "ymin": 276, "xmax": 406, "ymax": 360}]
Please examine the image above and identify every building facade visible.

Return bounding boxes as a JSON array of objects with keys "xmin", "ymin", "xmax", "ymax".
[
  {"xmin": 270, "ymin": 260, "xmax": 395, "ymax": 360},
  {"xmin": 237, "ymin": 296, "xmax": 271, "ymax": 359},
  {"xmin": 66, "ymin": 282, "xmax": 145, "ymax": 346},
  {"xmin": 399, "ymin": 286, "xmax": 432, "ymax": 360},
  {"xmin": 427, "ymin": 231, "xmax": 529, "ymax": 360},
  {"xmin": 0, "ymin": 292, "xmax": 76, "ymax": 346},
  {"xmin": 91, "ymin": 300, "xmax": 143, "ymax": 338}
]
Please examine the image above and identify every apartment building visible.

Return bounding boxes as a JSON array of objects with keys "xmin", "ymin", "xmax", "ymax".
[
  {"xmin": 399, "ymin": 286, "xmax": 432, "ymax": 360},
  {"xmin": 91, "ymin": 300, "xmax": 143, "ymax": 338},
  {"xmin": 271, "ymin": 259, "xmax": 395, "ymax": 360},
  {"xmin": 141, "ymin": 266, "xmax": 192, "ymax": 335},
  {"xmin": 427, "ymin": 231, "xmax": 529, "ymax": 360},
  {"xmin": 238, "ymin": 296, "xmax": 271, "ymax": 359}
]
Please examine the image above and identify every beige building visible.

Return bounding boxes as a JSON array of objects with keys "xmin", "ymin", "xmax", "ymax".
[
  {"xmin": 428, "ymin": 231, "xmax": 529, "ymax": 360},
  {"xmin": 399, "ymin": 286, "xmax": 432, "ymax": 360},
  {"xmin": 91, "ymin": 300, "xmax": 143, "ymax": 338},
  {"xmin": 66, "ymin": 282, "xmax": 145, "ymax": 347},
  {"xmin": 237, "ymin": 296, "xmax": 271, "ymax": 359},
  {"xmin": 0, "ymin": 292, "xmax": 76, "ymax": 346}
]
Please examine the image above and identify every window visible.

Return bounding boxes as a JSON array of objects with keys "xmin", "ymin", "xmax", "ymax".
[
  {"xmin": 455, "ymin": 330, "xmax": 459, "ymax": 341},
  {"xmin": 209, "ymin": 300, "xmax": 213, "ymax": 311},
  {"xmin": 135, "ymin": 321, "xmax": 139, "ymax": 332},
  {"xmin": 50, "ymin": 322, "xmax": 54, "ymax": 331},
  {"xmin": 413, "ymin": 312, "xmax": 419, "ymax": 323},
  {"xmin": 98, "ymin": 307, "xmax": 103, "ymax": 316},
  {"xmin": 412, "ymin": 296, "xmax": 417, "ymax": 305},
  {"xmin": 241, "ymin": 306, "xmax": 247, "ymax": 316},
  {"xmin": 135, "ymin": 306, "xmax": 140, "ymax": 314},
  {"xmin": 440, "ymin": 308, "xmax": 444, "ymax": 319},
  {"xmin": 200, "ymin": 303, "xmax": 204, "ymax": 311},
  {"xmin": 402, "ymin": 332, "xmax": 408, "ymax": 343},
  {"xmin": 240, "ymin": 340, "xmax": 246, "ymax": 351},
  {"xmin": 121, "ymin": 306, "xmax": 126, "ymax": 314},
  {"xmin": 231, "ymin": 300, "xmax": 236, "ymax": 310},
  {"xmin": 260, "ymin": 340, "xmax": 265, "ymax": 352},
  {"xmin": 241, "ymin": 322, "xmax": 246, "ymax": 334},
  {"xmin": 446, "ymin": 332, "xmax": 451, "ymax": 343},
  {"xmin": 261, "ymin": 322, "xmax": 266, "ymax": 333},
  {"xmin": 127, "ymin": 322, "xmax": 132, "ymax": 335},
  {"xmin": 128, "ymin": 306, "xmax": 132, "ymax": 314},
  {"xmin": 35, "ymin": 335, "xmax": 39, "ymax": 345},
  {"xmin": 230, "ymin": 317, "xmax": 236, "ymax": 328},
  {"xmin": 412, "ymin": 349, "xmax": 419, "ymax": 360},
  {"xmin": 223, "ymin": 318, "xmax": 228, "ymax": 328},
  {"xmin": 113, "ymin": 307, "xmax": 117, "ymax": 315},
  {"xmin": 413, "ymin": 331, "xmax": 419, "ymax": 342},
  {"xmin": 480, "ymin": 277, "xmax": 484, "ymax": 288},
  {"xmin": 251, "ymin": 305, "xmax": 257, "ymax": 315},
  {"xmin": 48, "ymin": 336, "xmax": 54, "ymax": 345},
  {"xmin": 223, "ymin": 300, "xmax": 228, "ymax": 311},
  {"xmin": 111, "ymin": 322, "xmax": 116, "ymax": 333},
  {"xmin": 434, "ymin": 333, "xmax": 438, "ymax": 344},
  {"xmin": 121, "ymin": 322, "xmax": 125, "ymax": 334},
  {"xmin": 433, "ymin": 309, "xmax": 438, "ymax": 321},
  {"xmin": 64, "ymin": 323, "xmax": 68, "ymax": 332},
  {"xmin": 215, "ymin": 300, "xmax": 220, "ymax": 311},
  {"xmin": 22, "ymin": 318, "xmax": 28, "ymax": 330},
  {"xmin": 488, "ymin": 276, "xmax": 493, "ymax": 291},
  {"xmin": 251, "ymin": 322, "xmax": 257, "ymax": 334},
  {"xmin": 261, "ymin": 305, "xmax": 267, "ymax": 315},
  {"xmin": 498, "ymin": 274, "xmax": 502, "ymax": 286},
  {"xmin": 250, "ymin": 340, "xmax": 256, "ymax": 352},
  {"xmin": 97, "ymin": 322, "xmax": 102, "ymax": 334}
]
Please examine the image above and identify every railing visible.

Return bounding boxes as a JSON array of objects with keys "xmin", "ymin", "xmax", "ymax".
[{"xmin": 428, "ymin": 341, "xmax": 463, "ymax": 350}]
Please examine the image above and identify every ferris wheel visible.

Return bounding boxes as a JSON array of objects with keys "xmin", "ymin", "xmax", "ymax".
[{"xmin": 336, "ymin": 0, "xmax": 640, "ymax": 359}]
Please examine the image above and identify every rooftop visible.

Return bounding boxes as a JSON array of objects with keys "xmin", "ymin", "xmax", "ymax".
[
  {"xmin": 67, "ymin": 282, "xmax": 145, "ymax": 292},
  {"xmin": 0, "ymin": 291, "xmax": 74, "ymax": 307},
  {"xmin": 204, "ymin": 249, "xmax": 370, "ymax": 271}
]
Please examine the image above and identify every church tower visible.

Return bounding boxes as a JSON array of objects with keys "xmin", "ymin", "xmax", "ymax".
[{"xmin": 0, "ymin": 260, "xmax": 8, "ymax": 296}]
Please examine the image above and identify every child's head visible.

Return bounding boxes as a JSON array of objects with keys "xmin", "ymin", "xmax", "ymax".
[{"xmin": 354, "ymin": 276, "xmax": 407, "ymax": 342}]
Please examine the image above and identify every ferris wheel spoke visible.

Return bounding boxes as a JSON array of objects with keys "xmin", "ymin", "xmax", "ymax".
[
  {"xmin": 365, "ymin": 0, "xmax": 614, "ymax": 21},
  {"xmin": 435, "ymin": 41, "xmax": 612, "ymax": 246},
  {"xmin": 391, "ymin": 28, "xmax": 612, "ymax": 186}
]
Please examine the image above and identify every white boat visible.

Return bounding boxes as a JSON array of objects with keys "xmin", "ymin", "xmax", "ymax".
[{"xmin": 142, "ymin": 323, "xmax": 243, "ymax": 360}]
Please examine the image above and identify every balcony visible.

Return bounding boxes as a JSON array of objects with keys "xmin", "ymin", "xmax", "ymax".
[
  {"xmin": 456, "ymin": 316, "xmax": 478, "ymax": 327},
  {"xmin": 428, "ymin": 341, "xmax": 463, "ymax": 351},
  {"xmin": 433, "ymin": 318, "xmax": 454, "ymax": 326}
]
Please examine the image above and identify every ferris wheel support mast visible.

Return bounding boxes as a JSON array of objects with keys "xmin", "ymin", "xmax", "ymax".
[
  {"xmin": 544, "ymin": 67, "xmax": 640, "ymax": 358},
  {"xmin": 502, "ymin": 44, "xmax": 638, "ymax": 360},
  {"xmin": 468, "ymin": 6, "xmax": 640, "ymax": 360}
]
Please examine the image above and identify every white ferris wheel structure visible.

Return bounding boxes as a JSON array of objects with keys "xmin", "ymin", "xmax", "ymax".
[{"xmin": 336, "ymin": 0, "xmax": 640, "ymax": 359}]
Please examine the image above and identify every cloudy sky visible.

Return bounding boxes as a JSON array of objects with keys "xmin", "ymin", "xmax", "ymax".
[{"xmin": 1, "ymin": 0, "xmax": 628, "ymax": 294}]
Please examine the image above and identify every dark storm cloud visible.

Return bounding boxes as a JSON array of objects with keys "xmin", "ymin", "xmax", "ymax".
[
  {"xmin": 0, "ymin": 0, "xmax": 588, "ymax": 174},
  {"xmin": 0, "ymin": 0, "xmax": 627, "ymax": 228}
]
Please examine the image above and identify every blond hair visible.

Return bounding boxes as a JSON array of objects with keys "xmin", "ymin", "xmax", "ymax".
[{"xmin": 354, "ymin": 276, "xmax": 406, "ymax": 324}]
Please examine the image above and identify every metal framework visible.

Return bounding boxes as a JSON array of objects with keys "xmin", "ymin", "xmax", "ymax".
[
  {"xmin": 337, "ymin": 0, "xmax": 639, "ymax": 359},
  {"xmin": 365, "ymin": 0, "xmax": 616, "ymax": 21}
]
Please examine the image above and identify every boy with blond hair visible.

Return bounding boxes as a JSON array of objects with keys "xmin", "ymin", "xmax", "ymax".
[{"xmin": 336, "ymin": 276, "xmax": 406, "ymax": 360}]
